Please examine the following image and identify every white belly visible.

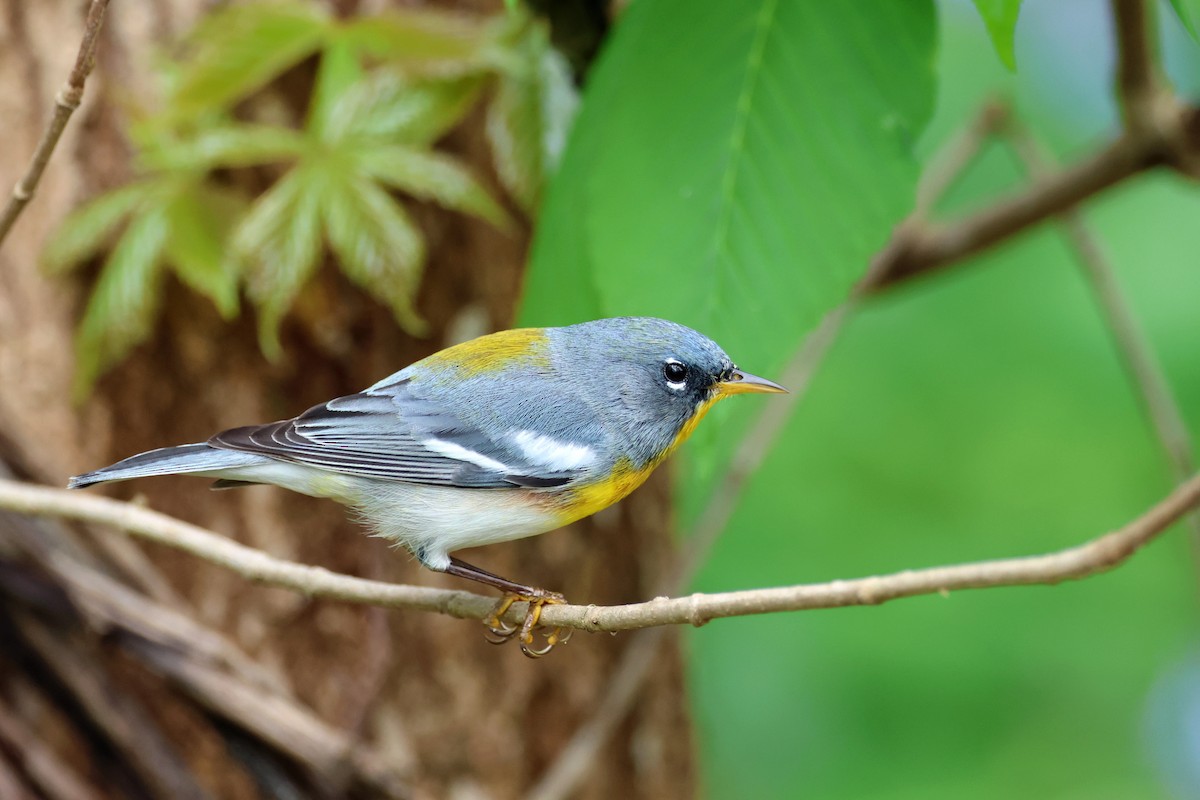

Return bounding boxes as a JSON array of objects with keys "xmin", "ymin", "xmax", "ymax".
[
  {"xmin": 353, "ymin": 479, "xmax": 561, "ymax": 569},
  {"xmin": 214, "ymin": 461, "xmax": 562, "ymax": 570}
]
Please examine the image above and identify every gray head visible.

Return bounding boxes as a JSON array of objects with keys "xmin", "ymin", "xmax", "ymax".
[{"xmin": 547, "ymin": 317, "xmax": 785, "ymax": 466}]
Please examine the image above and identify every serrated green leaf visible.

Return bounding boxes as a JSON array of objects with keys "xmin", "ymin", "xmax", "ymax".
[
  {"xmin": 1169, "ymin": 0, "xmax": 1200, "ymax": 42},
  {"xmin": 163, "ymin": 184, "xmax": 245, "ymax": 319},
  {"xmin": 972, "ymin": 0, "xmax": 1023, "ymax": 70},
  {"xmin": 327, "ymin": 69, "xmax": 484, "ymax": 145},
  {"xmin": 140, "ymin": 124, "xmax": 309, "ymax": 172},
  {"xmin": 528, "ymin": 0, "xmax": 936, "ymax": 370},
  {"xmin": 521, "ymin": 0, "xmax": 936, "ymax": 505},
  {"xmin": 72, "ymin": 209, "xmax": 170, "ymax": 398},
  {"xmin": 322, "ymin": 174, "xmax": 426, "ymax": 334},
  {"xmin": 42, "ymin": 183, "xmax": 151, "ymax": 274},
  {"xmin": 309, "ymin": 37, "xmax": 366, "ymax": 141},
  {"xmin": 235, "ymin": 167, "xmax": 324, "ymax": 358},
  {"xmin": 172, "ymin": 1, "xmax": 329, "ymax": 116},
  {"xmin": 340, "ymin": 11, "xmax": 488, "ymax": 74},
  {"xmin": 485, "ymin": 18, "xmax": 577, "ymax": 214},
  {"xmin": 356, "ymin": 146, "xmax": 511, "ymax": 229}
]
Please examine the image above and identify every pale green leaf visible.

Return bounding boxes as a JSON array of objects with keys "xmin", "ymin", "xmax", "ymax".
[
  {"xmin": 172, "ymin": 1, "xmax": 329, "ymax": 116},
  {"xmin": 339, "ymin": 11, "xmax": 488, "ymax": 73},
  {"xmin": 521, "ymin": 0, "xmax": 936, "ymax": 504},
  {"xmin": 356, "ymin": 146, "xmax": 511, "ymax": 229},
  {"xmin": 972, "ymin": 0, "xmax": 1023, "ymax": 70},
  {"xmin": 322, "ymin": 175, "xmax": 426, "ymax": 334},
  {"xmin": 140, "ymin": 125, "xmax": 309, "ymax": 172},
  {"xmin": 163, "ymin": 184, "xmax": 245, "ymax": 318},
  {"xmin": 485, "ymin": 18, "xmax": 577, "ymax": 214},
  {"xmin": 235, "ymin": 167, "xmax": 324, "ymax": 358},
  {"xmin": 1169, "ymin": 0, "xmax": 1200, "ymax": 42},
  {"xmin": 528, "ymin": 0, "xmax": 936, "ymax": 371},
  {"xmin": 327, "ymin": 69, "xmax": 484, "ymax": 145},
  {"xmin": 73, "ymin": 209, "xmax": 170, "ymax": 398},
  {"xmin": 42, "ymin": 183, "xmax": 150, "ymax": 274},
  {"xmin": 308, "ymin": 38, "xmax": 365, "ymax": 141}
]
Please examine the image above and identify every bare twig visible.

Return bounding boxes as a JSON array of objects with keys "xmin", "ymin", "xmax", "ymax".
[
  {"xmin": 1000, "ymin": 118, "xmax": 1200, "ymax": 541},
  {"xmin": 2, "ymin": 468, "xmax": 1197, "ymax": 634},
  {"xmin": 0, "ymin": 0, "xmax": 110, "ymax": 246},
  {"xmin": 873, "ymin": 130, "xmax": 1165, "ymax": 289},
  {"xmin": 1112, "ymin": 0, "xmax": 1161, "ymax": 131},
  {"xmin": 914, "ymin": 99, "xmax": 1011, "ymax": 217}
]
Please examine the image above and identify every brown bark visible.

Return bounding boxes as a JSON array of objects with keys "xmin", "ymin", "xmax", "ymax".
[{"xmin": 0, "ymin": 2, "xmax": 696, "ymax": 798}]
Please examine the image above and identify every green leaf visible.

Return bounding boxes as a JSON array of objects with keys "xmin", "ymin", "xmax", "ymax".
[
  {"xmin": 339, "ymin": 11, "xmax": 488, "ymax": 73},
  {"xmin": 526, "ymin": 0, "xmax": 936, "ymax": 371},
  {"xmin": 322, "ymin": 174, "xmax": 426, "ymax": 334},
  {"xmin": 485, "ymin": 17, "xmax": 577, "ymax": 214},
  {"xmin": 327, "ymin": 69, "xmax": 484, "ymax": 145},
  {"xmin": 163, "ymin": 184, "xmax": 245, "ymax": 318},
  {"xmin": 1169, "ymin": 0, "xmax": 1200, "ymax": 42},
  {"xmin": 172, "ymin": 1, "xmax": 329, "ymax": 116},
  {"xmin": 521, "ymin": 0, "xmax": 936, "ymax": 503},
  {"xmin": 42, "ymin": 183, "xmax": 150, "ymax": 274},
  {"xmin": 972, "ymin": 0, "xmax": 1023, "ymax": 70},
  {"xmin": 72, "ymin": 209, "xmax": 170, "ymax": 398},
  {"xmin": 140, "ymin": 125, "xmax": 309, "ymax": 172},
  {"xmin": 357, "ymin": 146, "xmax": 511, "ymax": 229},
  {"xmin": 308, "ymin": 37, "xmax": 366, "ymax": 141},
  {"xmin": 235, "ymin": 167, "xmax": 324, "ymax": 358}
]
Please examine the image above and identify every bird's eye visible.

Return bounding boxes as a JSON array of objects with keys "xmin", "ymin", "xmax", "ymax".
[{"xmin": 663, "ymin": 359, "xmax": 688, "ymax": 388}]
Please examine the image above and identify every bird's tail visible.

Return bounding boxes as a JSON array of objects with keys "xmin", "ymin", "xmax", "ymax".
[{"xmin": 68, "ymin": 443, "xmax": 265, "ymax": 489}]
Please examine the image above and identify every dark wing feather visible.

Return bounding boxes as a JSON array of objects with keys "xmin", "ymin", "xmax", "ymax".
[{"xmin": 209, "ymin": 378, "xmax": 578, "ymax": 489}]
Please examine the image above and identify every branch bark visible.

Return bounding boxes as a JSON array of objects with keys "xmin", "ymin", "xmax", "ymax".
[
  {"xmin": 0, "ymin": 0, "xmax": 110, "ymax": 246},
  {"xmin": 1, "ymin": 471, "xmax": 1196, "ymax": 633}
]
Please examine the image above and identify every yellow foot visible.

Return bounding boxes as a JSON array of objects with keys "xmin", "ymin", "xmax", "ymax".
[{"xmin": 483, "ymin": 589, "xmax": 572, "ymax": 658}]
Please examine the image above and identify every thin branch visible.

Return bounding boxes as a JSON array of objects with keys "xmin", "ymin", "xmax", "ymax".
[
  {"xmin": 0, "ymin": 480, "xmax": 499, "ymax": 622},
  {"xmin": 0, "ymin": 0, "xmax": 110, "ymax": 246},
  {"xmin": 1000, "ymin": 117, "xmax": 1200, "ymax": 540},
  {"xmin": 913, "ymin": 99, "xmax": 1011, "ymax": 217},
  {"xmin": 2, "ymin": 460, "xmax": 1198, "ymax": 636},
  {"xmin": 1112, "ymin": 0, "xmax": 1160, "ymax": 132},
  {"xmin": 872, "ymin": 129, "xmax": 1164, "ymax": 289}
]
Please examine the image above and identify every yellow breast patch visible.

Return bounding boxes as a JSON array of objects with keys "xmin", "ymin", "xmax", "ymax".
[
  {"xmin": 555, "ymin": 457, "xmax": 657, "ymax": 525},
  {"xmin": 553, "ymin": 393, "xmax": 725, "ymax": 524}
]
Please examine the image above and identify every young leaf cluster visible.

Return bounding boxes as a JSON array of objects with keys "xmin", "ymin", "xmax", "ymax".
[{"xmin": 47, "ymin": 1, "xmax": 576, "ymax": 392}]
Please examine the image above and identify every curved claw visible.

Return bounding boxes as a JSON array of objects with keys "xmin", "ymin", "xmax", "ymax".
[
  {"xmin": 481, "ymin": 590, "xmax": 570, "ymax": 658},
  {"xmin": 519, "ymin": 623, "xmax": 573, "ymax": 657},
  {"xmin": 483, "ymin": 620, "xmax": 519, "ymax": 644}
]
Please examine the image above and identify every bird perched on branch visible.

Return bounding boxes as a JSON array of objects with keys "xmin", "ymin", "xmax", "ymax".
[{"xmin": 69, "ymin": 317, "xmax": 785, "ymax": 656}]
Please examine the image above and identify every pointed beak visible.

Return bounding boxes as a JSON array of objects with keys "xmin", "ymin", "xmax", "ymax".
[{"xmin": 715, "ymin": 369, "xmax": 788, "ymax": 396}]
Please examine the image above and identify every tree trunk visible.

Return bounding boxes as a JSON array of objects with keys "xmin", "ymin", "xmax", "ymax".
[{"xmin": 0, "ymin": 2, "xmax": 696, "ymax": 797}]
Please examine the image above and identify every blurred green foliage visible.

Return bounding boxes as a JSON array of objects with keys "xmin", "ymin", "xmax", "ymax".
[
  {"xmin": 973, "ymin": 0, "xmax": 1024, "ymax": 69},
  {"xmin": 48, "ymin": 1, "xmax": 575, "ymax": 390},
  {"xmin": 518, "ymin": 0, "xmax": 1200, "ymax": 797}
]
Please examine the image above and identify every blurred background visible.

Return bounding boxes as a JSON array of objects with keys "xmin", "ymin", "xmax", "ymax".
[{"xmin": 0, "ymin": 0, "xmax": 1198, "ymax": 798}]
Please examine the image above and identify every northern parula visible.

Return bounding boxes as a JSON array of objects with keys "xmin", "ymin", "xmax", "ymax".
[{"xmin": 70, "ymin": 317, "xmax": 785, "ymax": 655}]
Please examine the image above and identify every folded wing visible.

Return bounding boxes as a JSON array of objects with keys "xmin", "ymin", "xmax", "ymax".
[{"xmin": 209, "ymin": 378, "xmax": 578, "ymax": 489}]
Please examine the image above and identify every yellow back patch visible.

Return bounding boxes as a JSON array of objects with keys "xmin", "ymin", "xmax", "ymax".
[{"xmin": 421, "ymin": 327, "xmax": 551, "ymax": 378}]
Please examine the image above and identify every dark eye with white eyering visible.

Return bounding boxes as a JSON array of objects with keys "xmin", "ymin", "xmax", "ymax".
[{"xmin": 663, "ymin": 359, "xmax": 688, "ymax": 388}]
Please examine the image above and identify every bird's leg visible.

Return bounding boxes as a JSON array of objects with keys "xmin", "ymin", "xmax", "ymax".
[{"xmin": 445, "ymin": 556, "xmax": 571, "ymax": 657}]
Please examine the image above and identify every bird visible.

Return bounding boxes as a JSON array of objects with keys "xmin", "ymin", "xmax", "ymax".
[{"xmin": 69, "ymin": 317, "xmax": 786, "ymax": 656}]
